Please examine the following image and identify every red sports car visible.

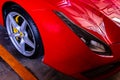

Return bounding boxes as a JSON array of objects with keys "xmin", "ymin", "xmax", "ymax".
[{"xmin": 0, "ymin": 0, "xmax": 120, "ymax": 80}]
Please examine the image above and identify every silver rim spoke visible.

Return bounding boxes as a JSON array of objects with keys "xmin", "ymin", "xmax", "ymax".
[
  {"xmin": 24, "ymin": 36, "xmax": 35, "ymax": 49},
  {"xmin": 9, "ymin": 33, "xmax": 20, "ymax": 37},
  {"xmin": 21, "ymin": 20, "xmax": 27, "ymax": 32},
  {"xmin": 8, "ymin": 14, "xmax": 20, "ymax": 30},
  {"xmin": 20, "ymin": 38, "xmax": 25, "ymax": 53}
]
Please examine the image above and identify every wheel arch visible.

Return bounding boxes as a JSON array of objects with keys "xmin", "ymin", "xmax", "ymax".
[
  {"xmin": 2, "ymin": 1, "xmax": 25, "ymax": 26},
  {"xmin": 2, "ymin": 1, "xmax": 16, "ymax": 11}
]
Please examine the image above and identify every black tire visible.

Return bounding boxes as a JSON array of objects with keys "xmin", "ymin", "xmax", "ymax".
[{"xmin": 3, "ymin": 4, "xmax": 44, "ymax": 58}]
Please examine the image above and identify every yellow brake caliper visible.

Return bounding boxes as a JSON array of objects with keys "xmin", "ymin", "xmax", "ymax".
[
  {"xmin": 15, "ymin": 15, "xmax": 20, "ymax": 23},
  {"xmin": 13, "ymin": 15, "xmax": 20, "ymax": 40}
]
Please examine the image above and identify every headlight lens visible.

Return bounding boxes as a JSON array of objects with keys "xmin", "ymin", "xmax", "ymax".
[
  {"xmin": 54, "ymin": 11, "xmax": 111, "ymax": 55},
  {"xmin": 88, "ymin": 40, "xmax": 106, "ymax": 53}
]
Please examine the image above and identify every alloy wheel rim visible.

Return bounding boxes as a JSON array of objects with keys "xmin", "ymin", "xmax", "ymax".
[{"xmin": 6, "ymin": 12, "xmax": 36, "ymax": 56}]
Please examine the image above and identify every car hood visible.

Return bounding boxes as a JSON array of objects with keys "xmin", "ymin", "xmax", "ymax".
[{"xmin": 58, "ymin": 0, "xmax": 120, "ymax": 44}]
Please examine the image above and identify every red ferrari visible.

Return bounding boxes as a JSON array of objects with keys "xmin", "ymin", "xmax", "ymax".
[{"xmin": 0, "ymin": 0, "xmax": 120, "ymax": 80}]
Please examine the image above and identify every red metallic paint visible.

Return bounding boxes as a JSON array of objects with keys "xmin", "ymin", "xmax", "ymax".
[{"xmin": 0, "ymin": 0, "xmax": 120, "ymax": 80}]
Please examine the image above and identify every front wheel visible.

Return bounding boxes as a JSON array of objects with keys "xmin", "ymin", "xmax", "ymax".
[{"xmin": 3, "ymin": 4, "xmax": 44, "ymax": 58}]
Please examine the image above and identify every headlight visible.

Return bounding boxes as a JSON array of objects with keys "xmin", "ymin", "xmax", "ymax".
[
  {"xmin": 54, "ymin": 11, "xmax": 111, "ymax": 55},
  {"xmin": 88, "ymin": 40, "xmax": 106, "ymax": 53}
]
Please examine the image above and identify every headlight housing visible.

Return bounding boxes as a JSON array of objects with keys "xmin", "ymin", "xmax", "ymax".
[{"xmin": 54, "ymin": 11, "xmax": 111, "ymax": 55}]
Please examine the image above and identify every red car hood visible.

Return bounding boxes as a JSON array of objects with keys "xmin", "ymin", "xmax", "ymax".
[{"xmin": 57, "ymin": 0, "xmax": 120, "ymax": 44}]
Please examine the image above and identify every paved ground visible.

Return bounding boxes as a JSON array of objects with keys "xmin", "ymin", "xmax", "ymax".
[{"xmin": 0, "ymin": 27, "xmax": 120, "ymax": 80}]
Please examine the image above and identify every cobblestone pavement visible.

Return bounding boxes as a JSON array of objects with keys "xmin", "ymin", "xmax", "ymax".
[{"xmin": 0, "ymin": 27, "xmax": 119, "ymax": 80}]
